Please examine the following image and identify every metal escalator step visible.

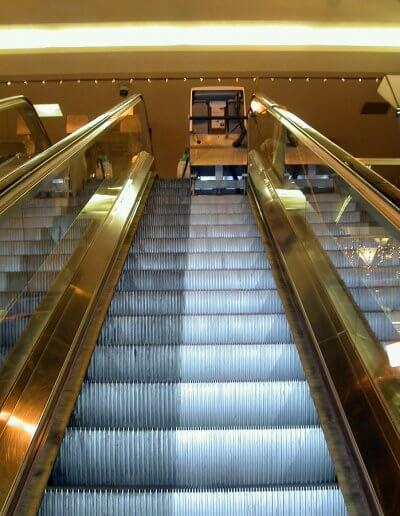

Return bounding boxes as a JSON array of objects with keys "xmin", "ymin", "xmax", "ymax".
[
  {"xmin": 98, "ymin": 314, "xmax": 293, "ymax": 345},
  {"xmin": 40, "ymin": 486, "xmax": 347, "ymax": 516},
  {"xmin": 87, "ymin": 344, "xmax": 305, "ymax": 382},
  {"xmin": 136, "ymin": 224, "xmax": 260, "ymax": 238},
  {"xmin": 71, "ymin": 381, "xmax": 318, "ymax": 428},
  {"xmin": 308, "ymin": 222, "xmax": 371, "ymax": 237},
  {"xmin": 318, "ymin": 236, "xmax": 396, "ymax": 252},
  {"xmin": 117, "ymin": 270, "xmax": 276, "ymax": 290},
  {"xmin": 131, "ymin": 237, "xmax": 264, "ymax": 253},
  {"xmin": 145, "ymin": 204, "xmax": 252, "ymax": 215},
  {"xmin": 50, "ymin": 427, "xmax": 335, "ymax": 487},
  {"xmin": 152, "ymin": 180, "xmax": 191, "ymax": 190},
  {"xmin": 0, "ymin": 271, "xmax": 57, "ymax": 292},
  {"xmin": 148, "ymin": 195, "xmax": 248, "ymax": 206},
  {"xmin": 338, "ymin": 266, "xmax": 400, "ymax": 288},
  {"xmin": 108, "ymin": 290, "xmax": 284, "ymax": 315},
  {"xmin": 364, "ymin": 311, "xmax": 400, "ymax": 341},
  {"xmin": 0, "ymin": 239, "xmax": 81, "ymax": 256},
  {"xmin": 305, "ymin": 200, "xmax": 357, "ymax": 212},
  {"xmin": 124, "ymin": 252, "xmax": 270, "ymax": 271},
  {"xmin": 349, "ymin": 287, "xmax": 400, "ymax": 311},
  {"xmin": 0, "ymin": 223, "xmax": 87, "ymax": 243},
  {"xmin": 327, "ymin": 250, "xmax": 400, "ymax": 268},
  {"xmin": 0, "ymin": 254, "xmax": 70, "ymax": 272},
  {"xmin": 305, "ymin": 211, "xmax": 361, "ymax": 224},
  {"xmin": 141, "ymin": 214, "xmax": 256, "ymax": 226},
  {"xmin": 0, "ymin": 215, "xmax": 76, "ymax": 229}
]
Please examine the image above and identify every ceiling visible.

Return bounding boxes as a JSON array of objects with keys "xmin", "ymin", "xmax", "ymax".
[
  {"xmin": 1, "ymin": 0, "xmax": 400, "ymax": 78},
  {"xmin": 3, "ymin": 0, "xmax": 400, "ymax": 24}
]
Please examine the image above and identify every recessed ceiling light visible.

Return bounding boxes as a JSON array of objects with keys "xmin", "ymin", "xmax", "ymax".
[
  {"xmin": 0, "ymin": 23, "xmax": 400, "ymax": 50},
  {"xmin": 34, "ymin": 103, "xmax": 63, "ymax": 117}
]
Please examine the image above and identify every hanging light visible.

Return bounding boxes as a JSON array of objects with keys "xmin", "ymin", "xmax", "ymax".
[{"xmin": 129, "ymin": 78, "xmax": 134, "ymax": 84}]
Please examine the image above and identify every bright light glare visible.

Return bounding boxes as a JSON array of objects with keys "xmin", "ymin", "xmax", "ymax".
[
  {"xmin": 34, "ymin": 103, "xmax": 63, "ymax": 117},
  {"xmin": 0, "ymin": 23, "xmax": 399, "ymax": 50},
  {"xmin": 386, "ymin": 341, "xmax": 400, "ymax": 367},
  {"xmin": 8, "ymin": 415, "xmax": 36, "ymax": 436}
]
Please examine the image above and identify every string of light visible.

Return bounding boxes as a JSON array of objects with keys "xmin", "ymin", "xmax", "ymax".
[{"xmin": 2, "ymin": 76, "xmax": 382, "ymax": 86}]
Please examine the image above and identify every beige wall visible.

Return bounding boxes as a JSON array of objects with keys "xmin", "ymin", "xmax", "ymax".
[{"xmin": 1, "ymin": 78, "xmax": 399, "ymax": 178}]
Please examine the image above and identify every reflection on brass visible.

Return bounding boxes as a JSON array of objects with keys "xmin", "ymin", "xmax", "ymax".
[
  {"xmin": 252, "ymin": 93, "xmax": 400, "ymax": 229},
  {"xmin": 0, "ymin": 153, "xmax": 154, "ymax": 514},
  {"xmin": 249, "ymin": 151, "xmax": 400, "ymax": 515},
  {"xmin": 0, "ymin": 94, "xmax": 144, "ymax": 206}
]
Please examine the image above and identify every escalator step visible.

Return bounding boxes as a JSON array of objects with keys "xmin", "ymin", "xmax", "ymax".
[
  {"xmin": 40, "ymin": 486, "xmax": 347, "ymax": 516},
  {"xmin": 148, "ymin": 195, "xmax": 247, "ymax": 205},
  {"xmin": 326, "ymin": 250, "xmax": 400, "ymax": 268},
  {"xmin": 117, "ymin": 270, "xmax": 276, "ymax": 291},
  {"xmin": 71, "ymin": 381, "xmax": 318, "ymax": 428},
  {"xmin": 338, "ymin": 266, "xmax": 400, "ymax": 288},
  {"xmin": 124, "ymin": 252, "xmax": 270, "ymax": 271},
  {"xmin": 87, "ymin": 344, "xmax": 305, "ymax": 382},
  {"xmin": 107, "ymin": 290, "xmax": 284, "ymax": 315},
  {"xmin": 98, "ymin": 314, "xmax": 293, "ymax": 345},
  {"xmin": 131, "ymin": 237, "xmax": 264, "ymax": 253},
  {"xmin": 0, "ymin": 271, "xmax": 57, "ymax": 292},
  {"xmin": 136, "ymin": 224, "xmax": 260, "ymax": 239},
  {"xmin": 50, "ymin": 427, "xmax": 335, "ymax": 486},
  {"xmin": 304, "ymin": 211, "xmax": 361, "ymax": 224},
  {"xmin": 145, "ymin": 204, "xmax": 252, "ymax": 215},
  {"xmin": 141, "ymin": 214, "xmax": 256, "ymax": 226}
]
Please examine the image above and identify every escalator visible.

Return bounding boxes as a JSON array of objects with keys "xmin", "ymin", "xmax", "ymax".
[
  {"xmin": 40, "ymin": 180, "xmax": 345, "ymax": 514},
  {"xmin": 0, "ymin": 92, "xmax": 399, "ymax": 516}
]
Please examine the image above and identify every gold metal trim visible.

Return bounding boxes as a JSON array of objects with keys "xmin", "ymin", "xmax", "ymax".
[
  {"xmin": 0, "ymin": 153, "xmax": 154, "ymax": 515},
  {"xmin": 252, "ymin": 93, "xmax": 400, "ymax": 230},
  {"xmin": 0, "ymin": 94, "xmax": 142, "ymax": 203},
  {"xmin": 249, "ymin": 156, "xmax": 400, "ymax": 515}
]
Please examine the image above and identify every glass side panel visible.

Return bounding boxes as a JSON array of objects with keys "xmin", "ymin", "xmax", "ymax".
[
  {"xmin": 249, "ymin": 107, "xmax": 400, "ymax": 423},
  {"xmin": 0, "ymin": 99, "xmax": 151, "ymax": 367},
  {"xmin": 0, "ymin": 100, "xmax": 50, "ymax": 173}
]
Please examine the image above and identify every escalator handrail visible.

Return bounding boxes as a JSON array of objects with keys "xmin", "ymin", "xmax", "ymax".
[
  {"xmin": 252, "ymin": 92, "xmax": 400, "ymax": 230},
  {"xmin": 0, "ymin": 94, "xmax": 51, "ymax": 147},
  {"xmin": 0, "ymin": 94, "xmax": 144, "ymax": 213}
]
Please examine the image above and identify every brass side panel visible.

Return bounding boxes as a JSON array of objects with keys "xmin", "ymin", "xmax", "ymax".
[
  {"xmin": 249, "ymin": 163, "xmax": 400, "ymax": 516},
  {"xmin": 0, "ymin": 155, "xmax": 153, "ymax": 515}
]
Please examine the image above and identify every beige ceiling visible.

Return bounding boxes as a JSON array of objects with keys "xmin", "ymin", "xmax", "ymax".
[
  {"xmin": 1, "ymin": 0, "xmax": 400, "ymax": 78},
  {"xmin": 2, "ymin": 0, "xmax": 400, "ymax": 24}
]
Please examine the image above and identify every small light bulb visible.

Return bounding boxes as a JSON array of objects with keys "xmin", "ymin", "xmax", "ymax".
[
  {"xmin": 42, "ymin": 80, "xmax": 46, "ymax": 84},
  {"xmin": 6, "ymin": 81, "xmax": 11, "ymax": 86},
  {"xmin": 23, "ymin": 80, "xmax": 28, "ymax": 85},
  {"xmin": 235, "ymin": 77, "xmax": 239, "ymax": 83},
  {"xmin": 270, "ymin": 77, "xmax": 275, "ymax": 82},
  {"xmin": 376, "ymin": 77, "xmax": 380, "ymax": 83},
  {"xmin": 253, "ymin": 77, "xmax": 257, "ymax": 82},
  {"xmin": 112, "ymin": 78, "xmax": 116, "ymax": 83},
  {"xmin": 147, "ymin": 78, "xmax": 151, "ymax": 83},
  {"xmin": 59, "ymin": 79, "xmax": 63, "ymax": 85},
  {"xmin": 183, "ymin": 77, "xmax": 187, "ymax": 82},
  {"xmin": 200, "ymin": 77, "xmax": 204, "ymax": 82},
  {"xmin": 77, "ymin": 79, "xmax": 81, "ymax": 84},
  {"xmin": 289, "ymin": 77, "xmax": 292, "ymax": 82},
  {"xmin": 306, "ymin": 77, "xmax": 310, "ymax": 82},
  {"xmin": 341, "ymin": 77, "xmax": 345, "ymax": 82},
  {"xmin": 323, "ymin": 78, "xmax": 328, "ymax": 83},
  {"xmin": 165, "ymin": 77, "xmax": 168, "ymax": 82},
  {"xmin": 129, "ymin": 78, "xmax": 133, "ymax": 84},
  {"xmin": 94, "ymin": 79, "xmax": 98, "ymax": 84},
  {"xmin": 218, "ymin": 77, "xmax": 221, "ymax": 82},
  {"xmin": 358, "ymin": 77, "xmax": 362, "ymax": 82}
]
